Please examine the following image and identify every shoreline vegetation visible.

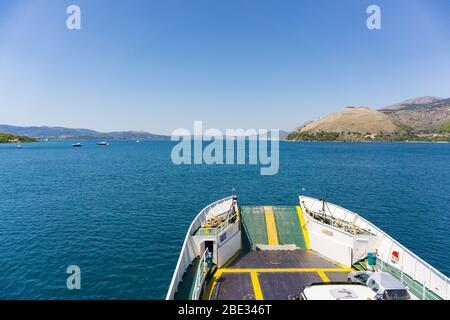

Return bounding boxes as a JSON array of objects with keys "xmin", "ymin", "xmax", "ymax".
[
  {"xmin": 284, "ymin": 130, "xmax": 450, "ymax": 143},
  {"xmin": 2, "ymin": 96, "xmax": 450, "ymax": 144},
  {"xmin": 0, "ymin": 132, "xmax": 36, "ymax": 143},
  {"xmin": 0, "ymin": 132, "xmax": 449, "ymax": 144}
]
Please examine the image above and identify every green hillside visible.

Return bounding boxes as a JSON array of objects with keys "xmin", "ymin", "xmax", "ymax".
[
  {"xmin": 0, "ymin": 132, "xmax": 36, "ymax": 143},
  {"xmin": 437, "ymin": 121, "xmax": 450, "ymax": 132}
]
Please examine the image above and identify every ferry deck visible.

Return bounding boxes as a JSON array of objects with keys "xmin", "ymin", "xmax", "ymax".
[
  {"xmin": 176, "ymin": 205, "xmax": 352, "ymax": 300},
  {"xmin": 168, "ymin": 197, "xmax": 449, "ymax": 301}
]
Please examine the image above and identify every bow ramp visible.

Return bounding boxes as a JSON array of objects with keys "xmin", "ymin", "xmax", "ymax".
[
  {"xmin": 240, "ymin": 206, "xmax": 309, "ymax": 251},
  {"xmin": 205, "ymin": 206, "xmax": 348, "ymax": 300}
]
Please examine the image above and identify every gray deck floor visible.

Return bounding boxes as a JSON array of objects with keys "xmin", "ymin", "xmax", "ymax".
[
  {"xmin": 211, "ymin": 273, "xmax": 256, "ymax": 300},
  {"xmin": 227, "ymin": 250, "xmax": 341, "ymax": 269},
  {"xmin": 208, "ymin": 249, "xmax": 352, "ymax": 300}
]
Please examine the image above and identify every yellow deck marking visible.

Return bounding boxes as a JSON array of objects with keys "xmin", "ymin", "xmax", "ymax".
[
  {"xmin": 250, "ymin": 272, "xmax": 264, "ymax": 300},
  {"xmin": 264, "ymin": 206, "xmax": 279, "ymax": 245},
  {"xmin": 317, "ymin": 271, "xmax": 331, "ymax": 282},
  {"xmin": 204, "ymin": 268, "xmax": 228, "ymax": 300},
  {"xmin": 220, "ymin": 267, "xmax": 352, "ymax": 273},
  {"xmin": 205, "ymin": 268, "xmax": 347, "ymax": 299},
  {"xmin": 203, "ymin": 275, "xmax": 219, "ymax": 300},
  {"xmin": 315, "ymin": 250, "xmax": 354, "ymax": 271},
  {"xmin": 336, "ymin": 261, "xmax": 354, "ymax": 270},
  {"xmin": 221, "ymin": 250, "xmax": 241, "ymax": 269},
  {"xmin": 205, "ymin": 247, "xmax": 351, "ymax": 299},
  {"xmin": 204, "ymin": 250, "xmax": 242, "ymax": 300},
  {"xmin": 204, "ymin": 204, "xmax": 350, "ymax": 300},
  {"xmin": 296, "ymin": 206, "xmax": 310, "ymax": 250}
]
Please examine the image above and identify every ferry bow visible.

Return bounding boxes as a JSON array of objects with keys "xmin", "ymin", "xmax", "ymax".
[{"xmin": 166, "ymin": 195, "xmax": 449, "ymax": 300}]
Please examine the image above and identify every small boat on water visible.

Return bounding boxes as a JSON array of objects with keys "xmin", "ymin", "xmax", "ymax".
[
  {"xmin": 96, "ymin": 141, "xmax": 109, "ymax": 146},
  {"xmin": 72, "ymin": 143, "xmax": 82, "ymax": 147},
  {"xmin": 16, "ymin": 144, "xmax": 22, "ymax": 148},
  {"xmin": 136, "ymin": 140, "xmax": 140, "ymax": 143}
]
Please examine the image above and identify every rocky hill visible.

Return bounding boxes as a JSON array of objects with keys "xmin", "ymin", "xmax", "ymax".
[
  {"xmin": 286, "ymin": 97, "xmax": 450, "ymax": 142},
  {"xmin": 381, "ymin": 96, "xmax": 442, "ymax": 111},
  {"xmin": 380, "ymin": 97, "xmax": 450, "ymax": 131},
  {"xmin": 286, "ymin": 107, "xmax": 406, "ymax": 142}
]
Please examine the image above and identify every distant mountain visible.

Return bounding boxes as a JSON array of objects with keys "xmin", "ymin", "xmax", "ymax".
[
  {"xmin": 279, "ymin": 130, "xmax": 289, "ymax": 139},
  {"xmin": 198, "ymin": 130, "xmax": 289, "ymax": 140},
  {"xmin": 298, "ymin": 107, "xmax": 403, "ymax": 134},
  {"xmin": 0, "ymin": 125, "xmax": 170, "ymax": 141},
  {"xmin": 381, "ymin": 96, "xmax": 443, "ymax": 111},
  {"xmin": 380, "ymin": 97, "xmax": 450, "ymax": 131},
  {"xmin": 286, "ymin": 97, "xmax": 450, "ymax": 142},
  {"xmin": 293, "ymin": 120, "xmax": 314, "ymax": 132},
  {"xmin": 286, "ymin": 107, "xmax": 405, "ymax": 142},
  {"xmin": 245, "ymin": 130, "xmax": 289, "ymax": 140}
]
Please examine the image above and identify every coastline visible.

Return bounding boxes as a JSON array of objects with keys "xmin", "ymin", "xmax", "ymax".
[{"xmin": 283, "ymin": 139, "xmax": 449, "ymax": 143}]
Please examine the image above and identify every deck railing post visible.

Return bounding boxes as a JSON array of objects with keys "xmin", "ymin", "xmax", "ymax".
[
  {"xmin": 428, "ymin": 266, "xmax": 432, "ymax": 299},
  {"xmin": 446, "ymin": 278, "xmax": 449, "ymax": 300},
  {"xmin": 400, "ymin": 266, "xmax": 404, "ymax": 284},
  {"xmin": 413, "ymin": 260, "xmax": 417, "ymax": 281},
  {"xmin": 422, "ymin": 279, "xmax": 426, "ymax": 300}
]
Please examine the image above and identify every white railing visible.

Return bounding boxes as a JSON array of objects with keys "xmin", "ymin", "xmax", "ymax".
[
  {"xmin": 166, "ymin": 196, "xmax": 235, "ymax": 300},
  {"xmin": 300, "ymin": 195, "xmax": 450, "ymax": 300},
  {"xmin": 191, "ymin": 249, "xmax": 210, "ymax": 300},
  {"xmin": 303, "ymin": 204, "xmax": 372, "ymax": 236},
  {"xmin": 197, "ymin": 203, "xmax": 238, "ymax": 235},
  {"xmin": 374, "ymin": 257, "xmax": 436, "ymax": 300}
]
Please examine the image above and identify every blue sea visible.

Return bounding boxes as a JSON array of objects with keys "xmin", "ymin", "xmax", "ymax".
[{"xmin": 0, "ymin": 141, "xmax": 449, "ymax": 299}]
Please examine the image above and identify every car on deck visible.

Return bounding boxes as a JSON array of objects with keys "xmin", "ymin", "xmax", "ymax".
[{"xmin": 347, "ymin": 271, "xmax": 411, "ymax": 300}]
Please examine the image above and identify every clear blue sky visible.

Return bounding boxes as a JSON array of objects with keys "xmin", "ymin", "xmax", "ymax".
[{"xmin": 0, "ymin": 0, "xmax": 449, "ymax": 134}]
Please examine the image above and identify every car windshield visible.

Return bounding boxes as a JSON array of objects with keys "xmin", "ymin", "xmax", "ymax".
[
  {"xmin": 357, "ymin": 274, "xmax": 370, "ymax": 282},
  {"xmin": 383, "ymin": 289, "xmax": 410, "ymax": 300}
]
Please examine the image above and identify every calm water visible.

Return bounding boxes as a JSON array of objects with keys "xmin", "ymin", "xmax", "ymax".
[{"xmin": 0, "ymin": 141, "xmax": 449, "ymax": 299}]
